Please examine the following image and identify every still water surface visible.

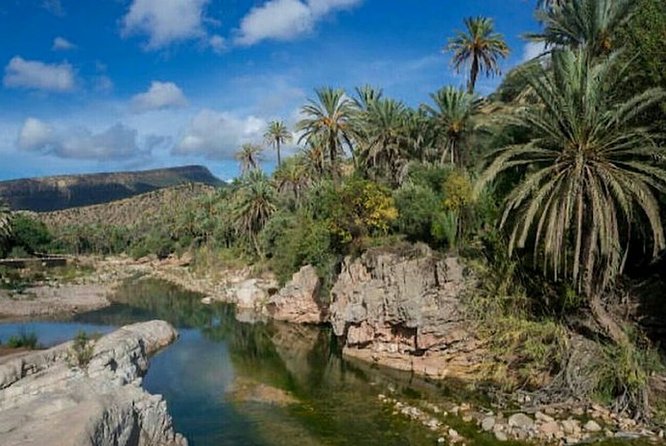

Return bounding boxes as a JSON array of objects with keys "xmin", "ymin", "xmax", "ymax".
[{"xmin": 0, "ymin": 278, "xmax": 443, "ymax": 446}]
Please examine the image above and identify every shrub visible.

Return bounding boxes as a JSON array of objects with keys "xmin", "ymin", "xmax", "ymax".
[
  {"xmin": 10, "ymin": 214, "xmax": 52, "ymax": 255},
  {"xmin": 69, "ymin": 331, "xmax": 95, "ymax": 369},
  {"xmin": 6, "ymin": 330, "xmax": 39, "ymax": 349},
  {"xmin": 392, "ymin": 182, "xmax": 440, "ymax": 242}
]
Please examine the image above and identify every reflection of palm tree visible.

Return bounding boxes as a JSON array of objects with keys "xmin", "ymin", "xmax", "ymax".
[
  {"xmin": 446, "ymin": 17, "xmax": 509, "ymax": 93},
  {"xmin": 264, "ymin": 121, "xmax": 292, "ymax": 168},
  {"xmin": 476, "ymin": 49, "xmax": 666, "ymax": 343},
  {"xmin": 424, "ymin": 87, "xmax": 480, "ymax": 166},
  {"xmin": 297, "ymin": 88, "xmax": 356, "ymax": 176},
  {"xmin": 235, "ymin": 143, "xmax": 263, "ymax": 175}
]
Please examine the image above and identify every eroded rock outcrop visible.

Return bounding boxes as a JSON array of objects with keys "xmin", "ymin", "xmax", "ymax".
[
  {"xmin": 329, "ymin": 244, "xmax": 481, "ymax": 378},
  {"xmin": 0, "ymin": 320, "xmax": 187, "ymax": 446},
  {"xmin": 265, "ymin": 265, "xmax": 327, "ymax": 324}
]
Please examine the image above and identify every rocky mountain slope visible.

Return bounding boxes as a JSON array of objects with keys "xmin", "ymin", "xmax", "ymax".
[{"xmin": 0, "ymin": 165, "xmax": 221, "ymax": 212}]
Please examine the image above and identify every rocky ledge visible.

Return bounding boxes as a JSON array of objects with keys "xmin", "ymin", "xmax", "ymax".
[
  {"xmin": 328, "ymin": 243, "xmax": 483, "ymax": 379},
  {"xmin": 0, "ymin": 320, "xmax": 187, "ymax": 446}
]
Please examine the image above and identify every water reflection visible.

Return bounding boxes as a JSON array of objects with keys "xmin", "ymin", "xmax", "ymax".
[{"xmin": 3, "ymin": 278, "xmax": 438, "ymax": 446}]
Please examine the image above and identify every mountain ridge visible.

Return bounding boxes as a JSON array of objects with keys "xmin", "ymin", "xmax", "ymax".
[{"xmin": 0, "ymin": 165, "xmax": 222, "ymax": 212}]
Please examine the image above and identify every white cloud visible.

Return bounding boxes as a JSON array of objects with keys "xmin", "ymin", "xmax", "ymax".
[
  {"xmin": 52, "ymin": 37, "xmax": 76, "ymax": 51},
  {"xmin": 3, "ymin": 56, "xmax": 75, "ymax": 92},
  {"xmin": 209, "ymin": 34, "xmax": 226, "ymax": 54},
  {"xmin": 131, "ymin": 81, "xmax": 188, "ymax": 112},
  {"xmin": 16, "ymin": 118, "xmax": 151, "ymax": 161},
  {"xmin": 42, "ymin": 0, "xmax": 64, "ymax": 16},
  {"xmin": 173, "ymin": 109, "xmax": 266, "ymax": 159},
  {"xmin": 121, "ymin": 0, "xmax": 210, "ymax": 50},
  {"xmin": 235, "ymin": 0, "xmax": 362, "ymax": 46},
  {"xmin": 522, "ymin": 42, "xmax": 547, "ymax": 62}
]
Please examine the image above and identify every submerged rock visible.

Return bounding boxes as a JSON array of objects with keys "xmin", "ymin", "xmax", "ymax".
[
  {"xmin": 0, "ymin": 320, "xmax": 186, "ymax": 446},
  {"xmin": 266, "ymin": 265, "xmax": 327, "ymax": 324}
]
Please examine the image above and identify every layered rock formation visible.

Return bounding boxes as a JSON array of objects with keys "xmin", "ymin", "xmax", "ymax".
[
  {"xmin": 265, "ymin": 265, "xmax": 327, "ymax": 324},
  {"xmin": 329, "ymin": 244, "xmax": 482, "ymax": 378},
  {"xmin": 0, "ymin": 320, "xmax": 187, "ymax": 446}
]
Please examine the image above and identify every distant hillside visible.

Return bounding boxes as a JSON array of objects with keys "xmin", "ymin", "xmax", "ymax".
[
  {"xmin": 0, "ymin": 165, "xmax": 222, "ymax": 212},
  {"xmin": 34, "ymin": 183, "xmax": 216, "ymax": 229}
]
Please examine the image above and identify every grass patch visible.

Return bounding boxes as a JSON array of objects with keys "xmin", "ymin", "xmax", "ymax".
[{"xmin": 6, "ymin": 330, "xmax": 39, "ymax": 349}]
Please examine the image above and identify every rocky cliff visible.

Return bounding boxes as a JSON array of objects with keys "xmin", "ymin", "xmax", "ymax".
[
  {"xmin": 0, "ymin": 320, "xmax": 187, "ymax": 446},
  {"xmin": 328, "ymin": 244, "xmax": 483, "ymax": 378}
]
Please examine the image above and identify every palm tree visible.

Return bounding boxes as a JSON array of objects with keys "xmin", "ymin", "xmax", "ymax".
[
  {"xmin": 356, "ymin": 98, "xmax": 408, "ymax": 184},
  {"xmin": 476, "ymin": 48, "xmax": 666, "ymax": 344},
  {"xmin": 0, "ymin": 199, "xmax": 12, "ymax": 257},
  {"xmin": 235, "ymin": 143, "xmax": 263, "ymax": 175},
  {"xmin": 528, "ymin": 0, "xmax": 637, "ymax": 56},
  {"xmin": 297, "ymin": 88, "xmax": 357, "ymax": 176},
  {"xmin": 424, "ymin": 86, "xmax": 481, "ymax": 166},
  {"xmin": 273, "ymin": 157, "xmax": 308, "ymax": 204},
  {"xmin": 232, "ymin": 171, "xmax": 277, "ymax": 256},
  {"xmin": 263, "ymin": 121, "xmax": 292, "ymax": 168},
  {"xmin": 300, "ymin": 137, "xmax": 326, "ymax": 180},
  {"xmin": 446, "ymin": 17, "xmax": 510, "ymax": 94}
]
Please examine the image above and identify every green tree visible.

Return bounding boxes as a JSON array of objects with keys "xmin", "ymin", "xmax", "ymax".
[
  {"xmin": 235, "ymin": 143, "xmax": 263, "ymax": 175},
  {"xmin": 528, "ymin": 0, "xmax": 637, "ymax": 56},
  {"xmin": 424, "ymin": 87, "xmax": 481, "ymax": 166},
  {"xmin": 356, "ymin": 98, "xmax": 408, "ymax": 184},
  {"xmin": 0, "ymin": 199, "xmax": 13, "ymax": 257},
  {"xmin": 9, "ymin": 214, "xmax": 52, "ymax": 255},
  {"xmin": 263, "ymin": 120, "xmax": 292, "ymax": 168},
  {"xmin": 273, "ymin": 156, "xmax": 308, "ymax": 205},
  {"xmin": 476, "ymin": 49, "xmax": 666, "ymax": 343},
  {"xmin": 297, "ymin": 88, "xmax": 357, "ymax": 175},
  {"xmin": 232, "ymin": 171, "xmax": 277, "ymax": 257},
  {"xmin": 446, "ymin": 17, "xmax": 509, "ymax": 94}
]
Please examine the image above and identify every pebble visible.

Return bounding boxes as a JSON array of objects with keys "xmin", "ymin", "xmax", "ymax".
[
  {"xmin": 494, "ymin": 431, "xmax": 508, "ymax": 442},
  {"xmin": 481, "ymin": 416, "xmax": 495, "ymax": 432},
  {"xmin": 584, "ymin": 420, "xmax": 602, "ymax": 432},
  {"xmin": 508, "ymin": 413, "xmax": 534, "ymax": 429}
]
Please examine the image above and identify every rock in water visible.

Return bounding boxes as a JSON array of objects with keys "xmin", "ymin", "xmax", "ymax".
[
  {"xmin": 266, "ymin": 265, "xmax": 327, "ymax": 324},
  {"xmin": 329, "ymin": 243, "xmax": 469, "ymax": 356},
  {"xmin": 0, "ymin": 320, "xmax": 186, "ymax": 446}
]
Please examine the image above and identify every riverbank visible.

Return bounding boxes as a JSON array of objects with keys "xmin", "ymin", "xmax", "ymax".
[{"xmin": 0, "ymin": 320, "xmax": 186, "ymax": 446}]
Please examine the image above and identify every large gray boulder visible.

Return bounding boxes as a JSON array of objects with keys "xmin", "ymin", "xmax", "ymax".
[
  {"xmin": 266, "ymin": 265, "xmax": 327, "ymax": 324},
  {"xmin": 329, "ymin": 244, "xmax": 470, "ymax": 355},
  {"xmin": 0, "ymin": 320, "xmax": 187, "ymax": 446}
]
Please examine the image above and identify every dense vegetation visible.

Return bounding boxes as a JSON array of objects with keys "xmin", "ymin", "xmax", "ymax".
[{"xmin": 1, "ymin": 0, "xmax": 665, "ymax": 421}]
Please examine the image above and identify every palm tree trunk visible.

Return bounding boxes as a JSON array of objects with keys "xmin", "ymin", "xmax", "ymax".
[
  {"xmin": 277, "ymin": 140, "xmax": 281, "ymax": 168},
  {"xmin": 468, "ymin": 55, "xmax": 479, "ymax": 94},
  {"xmin": 589, "ymin": 293, "xmax": 630, "ymax": 346}
]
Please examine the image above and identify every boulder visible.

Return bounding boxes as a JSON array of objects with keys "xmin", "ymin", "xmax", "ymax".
[
  {"xmin": 0, "ymin": 321, "xmax": 186, "ymax": 446},
  {"xmin": 329, "ymin": 244, "xmax": 469, "ymax": 355},
  {"xmin": 266, "ymin": 265, "xmax": 326, "ymax": 324},
  {"xmin": 508, "ymin": 413, "xmax": 535, "ymax": 429}
]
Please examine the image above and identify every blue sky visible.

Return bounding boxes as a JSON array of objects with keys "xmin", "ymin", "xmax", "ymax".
[{"xmin": 0, "ymin": 0, "xmax": 543, "ymax": 181}]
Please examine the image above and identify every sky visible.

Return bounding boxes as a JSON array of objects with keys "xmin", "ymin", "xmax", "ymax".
[{"xmin": 0, "ymin": 0, "xmax": 543, "ymax": 181}]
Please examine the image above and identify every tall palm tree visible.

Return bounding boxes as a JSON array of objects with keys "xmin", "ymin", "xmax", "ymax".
[
  {"xmin": 235, "ymin": 143, "xmax": 263, "ymax": 175},
  {"xmin": 424, "ymin": 86, "xmax": 481, "ymax": 166},
  {"xmin": 263, "ymin": 121, "xmax": 292, "ymax": 168},
  {"xmin": 300, "ymin": 137, "xmax": 326, "ymax": 180},
  {"xmin": 476, "ymin": 48, "xmax": 666, "ymax": 343},
  {"xmin": 528, "ymin": 0, "xmax": 637, "ymax": 56},
  {"xmin": 353, "ymin": 85, "xmax": 383, "ymax": 111},
  {"xmin": 446, "ymin": 17, "xmax": 510, "ymax": 94},
  {"xmin": 297, "ymin": 88, "xmax": 357, "ymax": 175},
  {"xmin": 356, "ymin": 98, "xmax": 408, "ymax": 184},
  {"xmin": 232, "ymin": 171, "xmax": 277, "ymax": 256}
]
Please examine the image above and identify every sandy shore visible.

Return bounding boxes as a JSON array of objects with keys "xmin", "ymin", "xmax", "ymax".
[{"xmin": 0, "ymin": 283, "xmax": 113, "ymax": 320}]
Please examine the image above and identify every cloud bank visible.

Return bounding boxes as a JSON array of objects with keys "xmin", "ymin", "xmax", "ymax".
[
  {"xmin": 173, "ymin": 109, "xmax": 266, "ymax": 159},
  {"xmin": 17, "ymin": 118, "xmax": 152, "ymax": 161}
]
